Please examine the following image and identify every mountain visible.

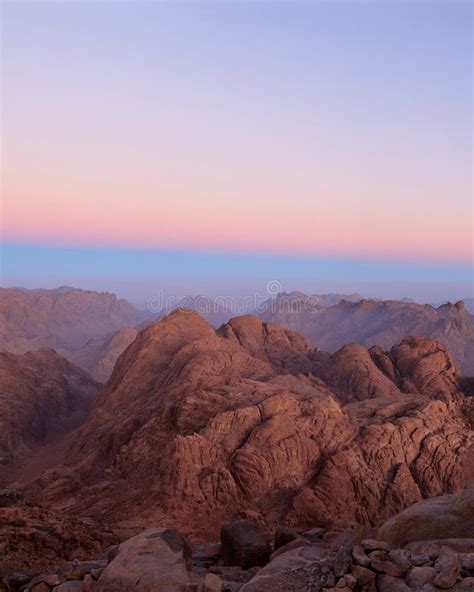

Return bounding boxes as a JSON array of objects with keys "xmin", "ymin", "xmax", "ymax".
[
  {"xmin": 0, "ymin": 349, "xmax": 99, "ymax": 483},
  {"xmin": 259, "ymin": 295, "xmax": 474, "ymax": 374},
  {"xmin": 67, "ymin": 326, "xmax": 140, "ymax": 382},
  {"xmin": 0, "ymin": 287, "xmax": 146, "ymax": 354},
  {"xmin": 26, "ymin": 310, "xmax": 473, "ymax": 544},
  {"xmin": 464, "ymin": 297, "xmax": 474, "ymax": 314}
]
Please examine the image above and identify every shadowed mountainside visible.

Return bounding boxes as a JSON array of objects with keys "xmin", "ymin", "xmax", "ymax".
[{"xmin": 0, "ymin": 349, "xmax": 100, "ymax": 484}]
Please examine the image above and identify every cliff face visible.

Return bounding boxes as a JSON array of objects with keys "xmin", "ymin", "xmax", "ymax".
[
  {"xmin": 259, "ymin": 296, "xmax": 474, "ymax": 374},
  {"xmin": 28, "ymin": 310, "xmax": 473, "ymax": 542}
]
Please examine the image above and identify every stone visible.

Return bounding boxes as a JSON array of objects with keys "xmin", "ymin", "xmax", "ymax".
[
  {"xmin": 220, "ymin": 520, "xmax": 271, "ymax": 569},
  {"xmin": 410, "ymin": 554, "xmax": 432, "ymax": 567},
  {"xmin": 377, "ymin": 574, "xmax": 413, "ymax": 591},
  {"xmin": 31, "ymin": 583, "xmax": 51, "ymax": 592},
  {"xmin": 303, "ymin": 527, "xmax": 326, "ymax": 543},
  {"xmin": 352, "ymin": 545, "xmax": 371, "ymax": 567},
  {"xmin": 362, "ymin": 539, "xmax": 390, "ymax": 552},
  {"xmin": 343, "ymin": 574, "xmax": 356, "ymax": 589},
  {"xmin": 95, "ymin": 528, "xmax": 192, "ymax": 591},
  {"xmin": 202, "ymin": 573, "xmax": 222, "ymax": 592},
  {"xmin": 405, "ymin": 567, "xmax": 437, "ymax": 588},
  {"xmin": 433, "ymin": 547, "xmax": 461, "ymax": 589},
  {"xmin": 105, "ymin": 545, "xmax": 120, "ymax": 564},
  {"xmin": 269, "ymin": 537, "xmax": 310, "ymax": 561},
  {"xmin": 60, "ymin": 561, "xmax": 107, "ymax": 581},
  {"xmin": 5, "ymin": 571, "xmax": 37, "ymax": 591},
  {"xmin": 378, "ymin": 487, "xmax": 474, "ymax": 547},
  {"xmin": 460, "ymin": 553, "xmax": 474, "ymax": 571},
  {"xmin": 52, "ymin": 583, "xmax": 83, "ymax": 592},
  {"xmin": 81, "ymin": 575, "xmax": 94, "ymax": 592},
  {"xmin": 351, "ymin": 564, "xmax": 376, "ymax": 587},
  {"xmin": 90, "ymin": 569, "xmax": 103, "ymax": 581},
  {"xmin": 30, "ymin": 574, "xmax": 66, "ymax": 588},
  {"xmin": 274, "ymin": 526, "xmax": 300, "ymax": 549},
  {"xmin": 334, "ymin": 546, "xmax": 353, "ymax": 577}
]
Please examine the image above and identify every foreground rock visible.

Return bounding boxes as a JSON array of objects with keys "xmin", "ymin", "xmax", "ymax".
[
  {"xmin": 378, "ymin": 486, "xmax": 474, "ymax": 547},
  {"xmin": 96, "ymin": 528, "xmax": 192, "ymax": 592},
  {"xmin": 220, "ymin": 520, "xmax": 271, "ymax": 569},
  {"xmin": 5, "ymin": 489, "xmax": 474, "ymax": 592}
]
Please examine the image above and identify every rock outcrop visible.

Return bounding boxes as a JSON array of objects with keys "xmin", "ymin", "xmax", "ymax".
[{"xmin": 24, "ymin": 310, "xmax": 473, "ymax": 545}]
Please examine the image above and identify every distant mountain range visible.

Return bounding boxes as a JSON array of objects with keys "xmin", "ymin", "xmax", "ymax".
[
  {"xmin": 0, "ymin": 287, "xmax": 473, "ymax": 380},
  {"xmin": 259, "ymin": 292, "xmax": 474, "ymax": 374}
]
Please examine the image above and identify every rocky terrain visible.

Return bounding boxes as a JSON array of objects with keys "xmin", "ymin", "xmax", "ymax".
[
  {"xmin": 0, "ymin": 349, "xmax": 99, "ymax": 484},
  {"xmin": 259, "ymin": 294, "xmax": 474, "ymax": 374},
  {"xmin": 0, "ymin": 304, "xmax": 473, "ymax": 590},
  {"xmin": 66, "ymin": 327, "xmax": 139, "ymax": 383},
  {"xmin": 2, "ymin": 486, "xmax": 474, "ymax": 591},
  {"xmin": 11, "ymin": 310, "xmax": 471, "ymax": 547}
]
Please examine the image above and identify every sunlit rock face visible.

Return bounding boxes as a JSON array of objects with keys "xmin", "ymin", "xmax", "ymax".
[{"xmin": 27, "ymin": 310, "xmax": 473, "ymax": 543}]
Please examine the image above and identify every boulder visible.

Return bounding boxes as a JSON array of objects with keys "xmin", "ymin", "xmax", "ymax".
[
  {"xmin": 377, "ymin": 487, "xmax": 474, "ymax": 547},
  {"xmin": 240, "ymin": 545, "xmax": 328, "ymax": 591},
  {"xmin": 220, "ymin": 521, "xmax": 271, "ymax": 569},
  {"xmin": 350, "ymin": 564, "xmax": 376, "ymax": 587},
  {"xmin": 433, "ymin": 547, "xmax": 461, "ymax": 589},
  {"xmin": 269, "ymin": 537, "xmax": 310, "ymax": 561},
  {"xmin": 405, "ymin": 566, "xmax": 437, "ymax": 588},
  {"xmin": 274, "ymin": 526, "xmax": 299, "ymax": 550},
  {"xmin": 52, "ymin": 583, "xmax": 83, "ymax": 592},
  {"xmin": 95, "ymin": 528, "xmax": 192, "ymax": 592},
  {"xmin": 376, "ymin": 575, "xmax": 413, "ymax": 591},
  {"xmin": 201, "ymin": 573, "xmax": 222, "ymax": 592}
]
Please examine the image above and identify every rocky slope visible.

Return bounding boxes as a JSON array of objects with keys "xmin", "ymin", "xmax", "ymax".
[
  {"xmin": 4, "ymin": 486, "xmax": 474, "ymax": 591},
  {"xmin": 0, "ymin": 490, "xmax": 117, "ymax": 574},
  {"xmin": 24, "ymin": 310, "xmax": 473, "ymax": 544},
  {"xmin": 0, "ymin": 287, "xmax": 145, "ymax": 354},
  {"xmin": 66, "ymin": 326, "xmax": 139, "ymax": 382},
  {"xmin": 0, "ymin": 349, "xmax": 99, "ymax": 484},
  {"xmin": 259, "ymin": 295, "xmax": 474, "ymax": 374}
]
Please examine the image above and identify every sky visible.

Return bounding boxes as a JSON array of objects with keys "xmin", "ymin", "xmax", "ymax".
[{"xmin": 1, "ymin": 1, "xmax": 472, "ymax": 303}]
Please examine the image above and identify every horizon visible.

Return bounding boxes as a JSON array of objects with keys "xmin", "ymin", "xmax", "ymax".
[{"xmin": 1, "ymin": 1, "xmax": 473, "ymax": 301}]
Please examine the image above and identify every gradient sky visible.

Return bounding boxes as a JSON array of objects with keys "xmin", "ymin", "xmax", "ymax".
[{"xmin": 1, "ymin": 1, "xmax": 472, "ymax": 302}]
